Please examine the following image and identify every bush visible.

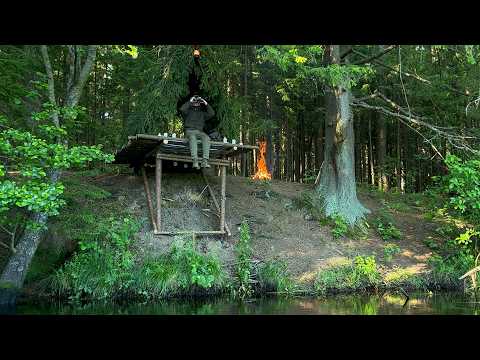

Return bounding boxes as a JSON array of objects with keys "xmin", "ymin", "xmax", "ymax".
[
  {"xmin": 257, "ymin": 259, "xmax": 294, "ymax": 294},
  {"xmin": 427, "ymin": 251, "xmax": 476, "ymax": 290},
  {"xmin": 330, "ymin": 213, "xmax": 348, "ymax": 239},
  {"xmin": 314, "ymin": 255, "xmax": 381, "ymax": 295},
  {"xmin": 443, "ymin": 154, "xmax": 480, "ymax": 223},
  {"xmin": 234, "ymin": 222, "xmax": 254, "ymax": 298},
  {"xmin": 132, "ymin": 237, "xmax": 226, "ymax": 299},
  {"xmin": 383, "ymin": 243, "xmax": 401, "ymax": 263},
  {"xmin": 371, "ymin": 210, "xmax": 402, "ymax": 241},
  {"xmin": 51, "ymin": 217, "xmax": 139, "ymax": 300}
]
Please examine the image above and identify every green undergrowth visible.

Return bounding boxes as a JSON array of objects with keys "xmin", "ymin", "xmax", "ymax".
[
  {"xmin": 47, "ymin": 221, "xmax": 229, "ymax": 301},
  {"xmin": 293, "ymin": 191, "xmax": 369, "ymax": 240},
  {"xmin": 313, "ymin": 254, "xmax": 429, "ymax": 295},
  {"xmin": 233, "ymin": 221, "xmax": 295, "ymax": 297},
  {"xmin": 24, "ymin": 173, "xmax": 117, "ymax": 285},
  {"xmin": 314, "ymin": 255, "xmax": 382, "ymax": 295},
  {"xmin": 257, "ymin": 259, "xmax": 295, "ymax": 294}
]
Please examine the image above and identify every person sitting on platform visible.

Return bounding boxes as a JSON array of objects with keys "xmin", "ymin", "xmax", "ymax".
[{"xmin": 179, "ymin": 94, "xmax": 215, "ymax": 169}]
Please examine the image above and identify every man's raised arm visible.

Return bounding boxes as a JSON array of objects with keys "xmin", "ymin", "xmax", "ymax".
[{"xmin": 180, "ymin": 100, "xmax": 191, "ymax": 115}]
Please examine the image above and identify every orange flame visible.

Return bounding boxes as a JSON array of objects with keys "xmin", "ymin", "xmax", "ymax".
[{"xmin": 252, "ymin": 140, "xmax": 272, "ymax": 180}]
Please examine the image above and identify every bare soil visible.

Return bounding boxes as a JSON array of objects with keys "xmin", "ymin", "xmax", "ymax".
[{"xmin": 91, "ymin": 169, "xmax": 440, "ymax": 290}]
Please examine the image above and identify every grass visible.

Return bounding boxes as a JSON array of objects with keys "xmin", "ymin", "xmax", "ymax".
[
  {"xmin": 49, "ymin": 233, "xmax": 228, "ymax": 301},
  {"xmin": 369, "ymin": 208, "xmax": 402, "ymax": 241},
  {"xmin": 257, "ymin": 259, "xmax": 295, "ymax": 294},
  {"xmin": 131, "ymin": 238, "xmax": 227, "ymax": 300},
  {"xmin": 383, "ymin": 267, "xmax": 426, "ymax": 290},
  {"xmin": 314, "ymin": 255, "xmax": 381, "ymax": 295}
]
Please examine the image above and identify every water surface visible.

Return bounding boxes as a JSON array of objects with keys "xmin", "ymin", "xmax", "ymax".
[{"xmin": 7, "ymin": 292, "xmax": 480, "ymax": 315}]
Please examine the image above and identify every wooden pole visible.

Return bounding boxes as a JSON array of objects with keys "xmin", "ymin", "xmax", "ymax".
[
  {"xmin": 154, "ymin": 230, "xmax": 226, "ymax": 236},
  {"xmin": 141, "ymin": 166, "xmax": 158, "ymax": 233},
  {"xmin": 220, "ymin": 165, "xmax": 226, "ymax": 233},
  {"xmin": 201, "ymin": 170, "xmax": 231, "ymax": 236},
  {"xmin": 155, "ymin": 152, "xmax": 162, "ymax": 233}
]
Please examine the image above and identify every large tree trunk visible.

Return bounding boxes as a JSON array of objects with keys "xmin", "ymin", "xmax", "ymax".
[
  {"xmin": 0, "ymin": 46, "xmax": 97, "ymax": 302},
  {"xmin": 314, "ymin": 45, "xmax": 370, "ymax": 225},
  {"xmin": 376, "ymin": 110, "xmax": 388, "ymax": 191}
]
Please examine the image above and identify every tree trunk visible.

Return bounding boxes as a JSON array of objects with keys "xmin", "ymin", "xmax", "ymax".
[
  {"xmin": 314, "ymin": 45, "xmax": 370, "ymax": 225},
  {"xmin": 0, "ymin": 45, "xmax": 97, "ymax": 298},
  {"xmin": 368, "ymin": 114, "xmax": 375, "ymax": 186},
  {"xmin": 376, "ymin": 110, "xmax": 387, "ymax": 191}
]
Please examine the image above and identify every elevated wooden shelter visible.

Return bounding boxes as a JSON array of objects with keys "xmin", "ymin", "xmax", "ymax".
[{"xmin": 114, "ymin": 134, "xmax": 258, "ymax": 237}]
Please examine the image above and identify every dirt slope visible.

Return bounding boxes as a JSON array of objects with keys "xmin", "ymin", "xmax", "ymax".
[{"xmin": 91, "ymin": 170, "xmax": 437, "ymax": 289}]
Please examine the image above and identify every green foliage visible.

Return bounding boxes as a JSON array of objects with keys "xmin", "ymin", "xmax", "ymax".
[
  {"xmin": 0, "ymin": 104, "xmax": 113, "ymax": 251},
  {"xmin": 443, "ymin": 154, "xmax": 480, "ymax": 222},
  {"xmin": 314, "ymin": 255, "xmax": 381, "ymax": 295},
  {"xmin": 133, "ymin": 237, "xmax": 226, "ymax": 299},
  {"xmin": 383, "ymin": 268, "xmax": 426, "ymax": 289},
  {"xmin": 371, "ymin": 210, "xmax": 402, "ymax": 241},
  {"xmin": 257, "ymin": 259, "xmax": 294, "ymax": 294},
  {"xmin": 234, "ymin": 221, "xmax": 254, "ymax": 298},
  {"xmin": 428, "ymin": 252, "xmax": 476, "ymax": 290},
  {"xmin": 170, "ymin": 237, "xmax": 224, "ymax": 289},
  {"xmin": 330, "ymin": 213, "xmax": 349, "ymax": 239},
  {"xmin": 52, "ymin": 217, "xmax": 139, "ymax": 300},
  {"xmin": 383, "ymin": 243, "xmax": 401, "ymax": 262}
]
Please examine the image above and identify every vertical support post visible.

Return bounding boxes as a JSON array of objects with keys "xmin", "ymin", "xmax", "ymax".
[
  {"xmin": 156, "ymin": 151, "xmax": 162, "ymax": 233},
  {"xmin": 220, "ymin": 165, "xmax": 226, "ymax": 233},
  {"xmin": 141, "ymin": 166, "xmax": 158, "ymax": 233}
]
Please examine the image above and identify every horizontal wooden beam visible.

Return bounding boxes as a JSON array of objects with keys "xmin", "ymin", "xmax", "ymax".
[
  {"xmin": 154, "ymin": 230, "xmax": 226, "ymax": 236},
  {"xmin": 134, "ymin": 134, "xmax": 259, "ymax": 151},
  {"xmin": 156, "ymin": 153, "xmax": 231, "ymax": 166}
]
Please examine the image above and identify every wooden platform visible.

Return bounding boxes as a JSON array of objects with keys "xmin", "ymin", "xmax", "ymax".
[
  {"xmin": 113, "ymin": 133, "xmax": 258, "ymax": 238},
  {"xmin": 114, "ymin": 133, "xmax": 258, "ymax": 166}
]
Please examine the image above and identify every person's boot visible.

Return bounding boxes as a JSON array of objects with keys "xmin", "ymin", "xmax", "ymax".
[
  {"xmin": 201, "ymin": 158, "xmax": 211, "ymax": 168},
  {"xmin": 192, "ymin": 158, "xmax": 201, "ymax": 169}
]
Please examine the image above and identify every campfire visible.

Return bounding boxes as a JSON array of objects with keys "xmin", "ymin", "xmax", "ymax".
[{"xmin": 252, "ymin": 140, "xmax": 272, "ymax": 180}]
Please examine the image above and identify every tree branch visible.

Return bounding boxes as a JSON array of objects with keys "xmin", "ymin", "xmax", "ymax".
[
  {"xmin": 66, "ymin": 45, "xmax": 98, "ymax": 107},
  {"xmin": 40, "ymin": 45, "xmax": 60, "ymax": 127},
  {"xmin": 352, "ymin": 45, "xmax": 398, "ymax": 65},
  {"xmin": 66, "ymin": 45, "xmax": 75, "ymax": 94},
  {"xmin": 351, "ymin": 92, "xmax": 480, "ymax": 157}
]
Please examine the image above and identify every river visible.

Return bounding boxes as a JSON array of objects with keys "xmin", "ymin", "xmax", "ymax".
[{"xmin": 3, "ymin": 291, "xmax": 479, "ymax": 315}]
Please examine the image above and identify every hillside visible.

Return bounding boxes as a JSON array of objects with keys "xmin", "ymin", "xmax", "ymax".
[{"xmin": 68, "ymin": 169, "xmax": 439, "ymax": 290}]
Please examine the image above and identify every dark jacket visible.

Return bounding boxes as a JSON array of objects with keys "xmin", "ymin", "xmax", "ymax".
[{"xmin": 180, "ymin": 101, "xmax": 215, "ymax": 131}]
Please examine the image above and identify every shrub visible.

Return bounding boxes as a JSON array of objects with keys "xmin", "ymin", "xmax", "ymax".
[
  {"xmin": 314, "ymin": 255, "xmax": 381, "ymax": 295},
  {"xmin": 51, "ymin": 217, "xmax": 139, "ymax": 300},
  {"xmin": 132, "ymin": 237, "xmax": 226, "ymax": 299},
  {"xmin": 383, "ymin": 243, "xmax": 401, "ymax": 263},
  {"xmin": 371, "ymin": 210, "xmax": 402, "ymax": 241},
  {"xmin": 234, "ymin": 222, "xmax": 254, "ymax": 298},
  {"xmin": 257, "ymin": 259, "xmax": 294, "ymax": 294},
  {"xmin": 330, "ymin": 213, "xmax": 349, "ymax": 239},
  {"xmin": 427, "ymin": 251, "xmax": 476, "ymax": 290}
]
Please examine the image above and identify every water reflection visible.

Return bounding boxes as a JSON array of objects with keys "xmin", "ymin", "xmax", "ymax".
[{"xmin": 7, "ymin": 292, "xmax": 480, "ymax": 315}]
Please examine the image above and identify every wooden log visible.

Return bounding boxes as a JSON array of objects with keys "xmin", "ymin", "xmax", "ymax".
[
  {"xmin": 201, "ymin": 170, "xmax": 232, "ymax": 236},
  {"xmin": 135, "ymin": 134, "xmax": 259, "ymax": 151},
  {"xmin": 157, "ymin": 154, "xmax": 230, "ymax": 166},
  {"xmin": 154, "ymin": 231, "xmax": 226, "ymax": 236},
  {"xmin": 156, "ymin": 152, "xmax": 162, "ymax": 232},
  {"xmin": 141, "ymin": 166, "xmax": 158, "ymax": 233}
]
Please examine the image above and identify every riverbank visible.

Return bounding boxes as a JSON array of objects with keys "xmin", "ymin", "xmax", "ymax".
[{"xmin": 0, "ymin": 167, "xmax": 471, "ymax": 301}]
